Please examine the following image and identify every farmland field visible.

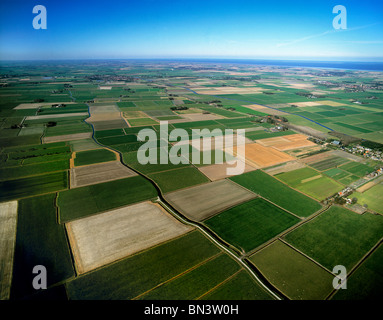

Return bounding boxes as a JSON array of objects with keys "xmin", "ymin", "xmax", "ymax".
[
  {"xmin": 74, "ymin": 148, "xmax": 117, "ymax": 166},
  {"xmin": 0, "ymin": 171, "xmax": 68, "ymax": 202},
  {"xmin": 352, "ymin": 184, "xmax": 383, "ymax": 214},
  {"xmin": 11, "ymin": 194, "xmax": 74, "ymax": 299},
  {"xmin": 70, "ymin": 161, "xmax": 137, "ymax": 188},
  {"xmin": 164, "ymin": 179, "xmax": 257, "ymax": 221},
  {"xmin": 332, "ymin": 244, "xmax": 383, "ymax": 300},
  {"xmin": 2, "ymin": 59, "xmax": 383, "ymax": 301},
  {"xmin": 275, "ymin": 167, "xmax": 343, "ymax": 200},
  {"xmin": 204, "ymin": 198, "xmax": 300, "ymax": 252},
  {"xmin": 148, "ymin": 166, "xmax": 210, "ymax": 193},
  {"xmin": 284, "ymin": 206, "xmax": 383, "ymax": 271}
]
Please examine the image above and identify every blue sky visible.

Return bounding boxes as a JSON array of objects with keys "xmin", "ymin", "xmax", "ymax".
[{"xmin": 0, "ymin": 0, "xmax": 382, "ymax": 60}]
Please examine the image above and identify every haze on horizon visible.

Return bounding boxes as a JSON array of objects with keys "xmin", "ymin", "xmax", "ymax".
[{"xmin": 0, "ymin": 0, "xmax": 382, "ymax": 61}]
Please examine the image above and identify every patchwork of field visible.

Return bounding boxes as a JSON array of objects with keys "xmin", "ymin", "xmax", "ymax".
[
  {"xmin": 164, "ymin": 179, "xmax": 257, "ymax": 221},
  {"xmin": 249, "ymin": 240, "xmax": 334, "ymax": 300},
  {"xmin": 65, "ymin": 231, "xmax": 274, "ymax": 300},
  {"xmin": 66, "ymin": 201, "xmax": 193, "ymax": 274},
  {"xmin": 70, "ymin": 161, "xmax": 137, "ymax": 188},
  {"xmin": 204, "ymin": 198, "xmax": 300, "ymax": 253},
  {"xmin": 0, "ymin": 201, "xmax": 18, "ymax": 300},
  {"xmin": 332, "ymin": 244, "xmax": 383, "ymax": 300}
]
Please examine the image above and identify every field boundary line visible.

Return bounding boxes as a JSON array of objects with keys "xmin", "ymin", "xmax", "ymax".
[{"xmin": 131, "ymin": 252, "xmax": 223, "ymax": 300}]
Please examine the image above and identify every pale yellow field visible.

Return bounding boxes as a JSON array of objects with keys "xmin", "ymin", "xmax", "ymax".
[
  {"xmin": 66, "ymin": 201, "xmax": 193, "ymax": 274},
  {"xmin": 0, "ymin": 201, "xmax": 18, "ymax": 300}
]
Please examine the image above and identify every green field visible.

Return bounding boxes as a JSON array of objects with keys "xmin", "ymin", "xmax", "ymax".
[
  {"xmin": 138, "ymin": 253, "xmax": 240, "ymax": 300},
  {"xmin": 230, "ymin": 170, "xmax": 322, "ymax": 217},
  {"xmin": 148, "ymin": 166, "xmax": 210, "ymax": 194},
  {"xmin": 332, "ymin": 244, "xmax": 383, "ymax": 300},
  {"xmin": 352, "ymin": 184, "xmax": 383, "ymax": 214},
  {"xmin": 11, "ymin": 194, "xmax": 75, "ymax": 299},
  {"xmin": 204, "ymin": 198, "xmax": 300, "ymax": 253},
  {"xmin": 74, "ymin": 148, "xmax": 116, "ymax": 166},
  {"xmin": 128, "ymin": 118, "xmax": 159, "ymax": 126},
  {"xmin": 284, "ymin": 205, "xmax": 383, "ymax": 271},
  {"xmin": 58, "ymin": 175, "xmax": 157, "ymax": 222},
  {"xmin": 275, "ymin": 167, "xmax": 343, "ymax": 200},
  {"xmin": 309, "ymin": 156, "xmax": 350, "ymax": 171},
  {"xmin": 249, "ymin": 240, "xmax": 334, "ymax": 300}
]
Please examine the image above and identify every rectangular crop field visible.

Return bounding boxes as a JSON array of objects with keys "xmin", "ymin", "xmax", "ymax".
[
  {"xmin": 0, "ymin": 201, "xmax": 18, "ymax": 300},
  {"xmin": 148, "ymin": 166, "xmax": 210, "ymax": 194},
  {"xmin": 74, "ymin": 149, "xmax": 117, "ymax": 166},
  {"xmin": 204, "ymin": 198, "xmax": 300, "ymax": 253},
  {"xmin": 58, "ymin": 175, "xmax": 158, "ymax": 222},
  {"xmin": 70, "ymin": 161, "xmax": 137, "ymax": 188},
  {"xmin": 249, "ymin": 240, "xmax": 334, "ymax": 300},
  {"xmin": 66, "ymin": 201, "xmax": 193, "ymax": 273},
  {"xmin": 352, "ymin": 184, "xmax": 383, "ymax": 214},
  {"xmin": 11, "ymin": 194, "xmax": 74, "ymax": 299}
]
